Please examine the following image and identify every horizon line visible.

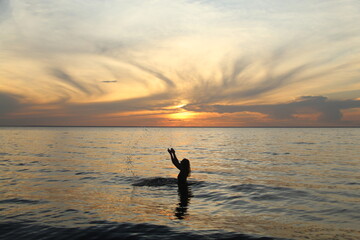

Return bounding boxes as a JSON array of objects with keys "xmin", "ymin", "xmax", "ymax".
[{"xmin": 0, "ymin": 125, "xmax": 359, "ymax": 128}]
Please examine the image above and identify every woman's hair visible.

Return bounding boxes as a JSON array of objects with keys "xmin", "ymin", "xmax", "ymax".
[{"xmin": 180, "ymin": 158, "xmax": 191, "ymax": 177}]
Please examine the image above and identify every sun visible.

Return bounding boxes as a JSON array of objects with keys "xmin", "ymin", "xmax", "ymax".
[
  {"xmin": 170, "ymin": 111, "xmax": 198, "ymax": 120},
  {"xmin": 166, "ymin": 101, "xmax": 198, "ymax": 120}
]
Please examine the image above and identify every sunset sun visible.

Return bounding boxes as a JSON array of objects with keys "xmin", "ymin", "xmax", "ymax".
[{"xmin": 169, "ymin": 111, "xmax": 198, "ymax": 120}]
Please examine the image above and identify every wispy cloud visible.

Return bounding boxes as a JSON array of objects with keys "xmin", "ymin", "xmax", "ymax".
[
  {"xmin": 66, "ymin": 92, "xmax": 175, "ymax": 116},
  {"xmin": 127, "ymin": 61, "xmax": 176, "ymax": 88},
  {"xmin": 101, "ymin": 80, "xmax": 117, "ymax": 83},
  {"xmin": 185, "ymin": 96, "xmax": 360, "ymax": 124},
  {"xmin": 0, "ymin": 89, "xmax": 177, "ymax": 126},
  {"xmin": 50, "ymin": 68, "xmax": 92, "ymax": 95}
]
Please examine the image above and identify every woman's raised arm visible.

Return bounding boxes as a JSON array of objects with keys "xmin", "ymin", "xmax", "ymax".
[{"xmin": 168, "ymin": 148, "xmax": 181, "ymax": 170}]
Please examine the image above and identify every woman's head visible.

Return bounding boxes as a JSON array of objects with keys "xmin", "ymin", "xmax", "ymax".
[{"xmin": 180, "ymin": 158, "xmax": 191, "ymax": 177}]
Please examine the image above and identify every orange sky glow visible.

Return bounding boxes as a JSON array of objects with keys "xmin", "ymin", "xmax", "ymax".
[{"xmin": 1, "ymin": 0, "xmax": 360, "ymax": 126}]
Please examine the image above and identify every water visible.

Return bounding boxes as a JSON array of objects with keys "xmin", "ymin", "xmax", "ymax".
[{"xmin": 0, "ymin": 127, "xmax": 359, "ymax": 240}]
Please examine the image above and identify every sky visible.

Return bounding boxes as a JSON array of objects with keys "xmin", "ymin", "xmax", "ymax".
[{"xmin": 1, "ymin": 0, "xmax": 360, "ymax": 126}]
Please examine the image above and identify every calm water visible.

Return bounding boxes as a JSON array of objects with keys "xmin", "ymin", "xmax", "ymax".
[{"xmin": 0, "ymin": 127, "xmax": 359, "ymax": 240}]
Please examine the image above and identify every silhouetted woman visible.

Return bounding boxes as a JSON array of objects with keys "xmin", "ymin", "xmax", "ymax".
[
  {"xmin": 168, "ymin": 148, "xmax": 192, "ymax": 219},
  {"xmin": 168, "ymin": 148, "xmax": 191, "ymax": 186}
]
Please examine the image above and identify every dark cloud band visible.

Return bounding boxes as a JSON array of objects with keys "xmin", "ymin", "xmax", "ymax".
[{"xmin": 184, "ymin": 96, "xmax": 360, "ymax": 123}]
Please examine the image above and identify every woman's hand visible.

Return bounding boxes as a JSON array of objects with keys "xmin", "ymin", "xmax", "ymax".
[{"xmin": 170, "ymin": 148, "xmax": 175, "ymax": 154}]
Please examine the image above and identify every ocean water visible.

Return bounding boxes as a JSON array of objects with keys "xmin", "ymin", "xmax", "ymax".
[{"xmin": 0, "ymin": 127, "xmax": 359, "ymax": 240}]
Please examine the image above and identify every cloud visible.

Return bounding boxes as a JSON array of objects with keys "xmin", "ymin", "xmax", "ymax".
[
  {"xmin": 0, "ymin": 89, "xmax": 178, "ymax": 126},
  {"xmin": 0, "ymin": 92, "xmax": 22, "ymax": 117},
  {"xmin": 50, "ymin": 68, "xmax": 90, "ymax": 95},
  {"xmin": 185, "ymin": 96, "xmax": 360, "ymax": 123},
  {"xmin": 49, "ymin": 68, "xmax": 104, "ymax": 97},
  {"xmin": 127, "ymin": 61, "xmax": 176, "ymax": 88},
  {"xmin": 101, "ymin": 80, "xmax": 117, "ymax": 83},
  {"xmin": 182, "ymin": 48, "xmax": 340, "ymax": 106},
  {"xmin": 0, "ymin": 0, "xmax": 11, "ymax": 23},
  {"xmin": 66, "ymin": 92, "xmax": 175, "ymax": 116}
]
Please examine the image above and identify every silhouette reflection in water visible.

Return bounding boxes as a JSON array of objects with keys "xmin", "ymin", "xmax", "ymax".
[{"xmin": 175, "ymin": 184, "xmax": 193, "ymax": 219}]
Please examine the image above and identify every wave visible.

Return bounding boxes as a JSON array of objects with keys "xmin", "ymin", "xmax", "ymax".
[
  {"xmin": 228, "ymin": 184, "xmax": 308, "ymax": 196},
  {"xmin": 0, "ymin": 198, "xmax": 47, "ymax": 205},
  {"xmin": 132, "ymin": 177, "xmax": 178, "ymax": 187},
  {"xmin": 0, "ymin": 221, "xmax": 283, "ymax": 240},
  {"xmin": 0, "ymin": 152, "xmax": 12, "ymax": 156},
  {"xmin": 132, "ymin": 177, "xmax": 205, "ymax": 187},
  {"xmin": 187, "ymin": 183, "xmax": 313, "ymax": 204},
  {"xmin": 291, "ymin": 142, "xmax": 315, "ymax": 145}
]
